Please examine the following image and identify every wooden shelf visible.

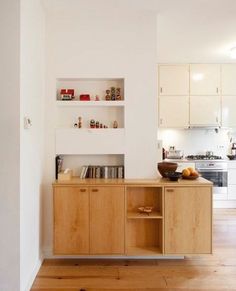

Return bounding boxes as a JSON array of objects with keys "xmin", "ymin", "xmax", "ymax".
[
  {"xmin": 127, "ymin": 211, "xmax": 162, "ymax": 219},
  {"xmin": 126, "ymin": 246, "xmax": 162, "ymax": 255},
  {"xmin": 56, "ymin": 100, "xmax": 125, "ymax": 107}
]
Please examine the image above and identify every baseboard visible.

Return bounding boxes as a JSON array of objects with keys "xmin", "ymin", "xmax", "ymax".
[
  {"xmin": 214, "ymin": 200, "xmax": 236, "ymax": 208},
  {"xmin": 24, "ymin": 255, "xmax": 44, "ymax": 291},
  {"xmin": 43, "ymin": 247, "xmax": 184, "ymax": 260}
]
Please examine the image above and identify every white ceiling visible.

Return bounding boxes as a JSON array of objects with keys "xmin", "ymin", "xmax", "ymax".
[{"xmin": 42, "ymin": 0, "xmax": 236, "ymax": 63}]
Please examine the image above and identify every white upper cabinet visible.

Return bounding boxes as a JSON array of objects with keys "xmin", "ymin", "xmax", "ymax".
[
  {"xmin": 190, "ymin": 64, "xmax": 220, "ymax": 95},
  {"xmin": 159, "ymin": 65, "xmax": 189, "ymax": 95},
  {"xmin": 222, "ymin": 96, "xmax": 236, "ymax": 127},
  {"xmin": 190, "ymin": 96, "xmax": 221, "ymax": 126},
  {"xmin": 222, "ymin": 64, "xmax": 236, "ymax": 95},
  {"xmin": 159, "ymin": 96, "xmax": 189, "ymax": 128}
]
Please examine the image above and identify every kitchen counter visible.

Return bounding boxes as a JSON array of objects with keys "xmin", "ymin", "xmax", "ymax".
[{"xmin": 53, "ymin": 176, "xmax": 212, "ymax": 186}]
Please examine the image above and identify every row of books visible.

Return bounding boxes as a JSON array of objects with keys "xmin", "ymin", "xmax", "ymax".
[{"xmin": 80, "ymin": 165, "xmax": 124, "ymax": 179}]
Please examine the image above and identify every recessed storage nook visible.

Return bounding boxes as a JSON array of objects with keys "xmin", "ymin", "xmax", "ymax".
[
  {"xmin": 55, "ymin": 78, "xmax": 125, "ymax": 179},
  {"xmin": 126, "ymin": 186, "xmax": 163, "ymax": 255}
]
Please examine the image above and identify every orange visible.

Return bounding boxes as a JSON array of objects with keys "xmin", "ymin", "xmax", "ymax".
[
  {"xmin": 188, "ymin": 167, "xmax": 194, "ymax": 174},
  {"xmin": 182, "ymin": 168, "xmax": 190, "ymax": 176},
  {"xmin": 191, "ymin": 170, "xmax": 199, "ymax": 176}
]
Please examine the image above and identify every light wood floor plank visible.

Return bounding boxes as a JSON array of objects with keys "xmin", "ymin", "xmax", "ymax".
[{"xmin": 31, "ymin": 209, "xmax": 236, "ymax": 291}]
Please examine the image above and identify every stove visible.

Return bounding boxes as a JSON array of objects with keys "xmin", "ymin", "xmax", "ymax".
[
  {"xmin": 189, "ymin": 157, "xmax": 228, "ymax": 200},
  {"xmin": 186, "ymin": 155, "xmax": 222, "ymax": 160}
]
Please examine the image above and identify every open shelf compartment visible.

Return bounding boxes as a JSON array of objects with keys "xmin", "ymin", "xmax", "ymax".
[
  {"xmin": 126, "ymin": 219, "xmax": 163, "ymax": 255},
  {"xmin": 56, "ymin": 78, "xmax": 125, "ymax": 101},
  {"xmin": 126, "ymin": 186, "xmax": 163, "ymax": 219},
  {"xmin": 125, "ymin": 186, "xmax": 163, "ymax": 255}
]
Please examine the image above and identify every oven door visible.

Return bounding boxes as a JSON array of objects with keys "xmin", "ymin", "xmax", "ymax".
[{"xmin": 197, "ymin": 170, "xmax": 228, "ymax": 199}]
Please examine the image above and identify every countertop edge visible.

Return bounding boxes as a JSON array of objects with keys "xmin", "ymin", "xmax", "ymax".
[{"xmin": 53, "ymin": 177, "xmax": 213, "ymax": 186}]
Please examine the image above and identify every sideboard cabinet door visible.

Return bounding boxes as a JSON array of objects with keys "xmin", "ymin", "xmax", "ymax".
[
  {"xmin": 90, "ymin": 186, "xmax": 125, "ymax": 254},
  {"xmin": 54, "ymin": 186, "xmax": 89, "ymax": 254}
]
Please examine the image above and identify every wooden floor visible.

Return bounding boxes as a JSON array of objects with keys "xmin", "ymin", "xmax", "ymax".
[{"xmin": 31, "ymin": 209, "xmax": 236, "ymax": 291}]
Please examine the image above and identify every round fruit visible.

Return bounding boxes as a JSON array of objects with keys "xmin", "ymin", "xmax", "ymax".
[
  {"xmin": 191, "ymin": 170, "xmax": 199, "ymax": 176},
  {"xmin": 188, "ymin": 167, "xmax": 194, "ymax": 174},
  {"xmin": 182, "ymin": 168, "xmax": 190, "ymax": 177}
]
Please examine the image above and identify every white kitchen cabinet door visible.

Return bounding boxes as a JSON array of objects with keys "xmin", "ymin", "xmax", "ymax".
[
  {"xmin": 222, "ymin": 96, "xmax": 236, "ymax": 127},
  {"xmin": 190, "ymin": 96, "xmax": 221, "ymax": 126},
  {"xmin": 228, "ymin": 167, "xmax": 236, "ymax": 200},
  {"xmin": 190, "ymin": 64, "xmax": 220, "ymax": 95},
  {"xmin": 222, "ymin": 64, "xmax": 236, "ymax": 95},
  {"xmin": 159, "ymin": 96, "xmax": 189, "ymax": 128},
  {"xmin": 228, "ymin": 185, "xmax": 236, "ymax": 200},
  {"xmin": 227, "ymin": 167, "xmax": 236, "ymax": 200},
  {"xmin": 228, "ymin": 168, "xmax": 236, "ymax": 184},
  {"xmin": 159, "ymin": 65, "xmax": 189, "ymax": 96}
]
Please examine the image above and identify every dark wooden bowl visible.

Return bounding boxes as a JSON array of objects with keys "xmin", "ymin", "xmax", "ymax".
[
  {"xmin": 157, "ymin": 162, "xmax": 178, "ymax": 178},
  {"xmin": 165, "ymin": 171, "xmax": 182, "ymax": 181}
]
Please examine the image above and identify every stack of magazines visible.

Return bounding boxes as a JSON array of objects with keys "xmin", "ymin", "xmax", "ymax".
[{"xmin": 80, "ymin": 165, "xmax": 124, "ymax": 179}]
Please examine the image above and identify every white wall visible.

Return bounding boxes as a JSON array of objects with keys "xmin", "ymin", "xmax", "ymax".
[
  {"xmin": 159, "ymin": 128, "xmax": 235, "ymax": 158},
  {"xmin": 20, "ymin": 0, "xmax": 45, "ymax": 290},
  {"xmin": 156, "ymin": 0, "xmax": 236, "ymax": 63},
  {"xmin": 0, "ymin": 1, "xmax": 20, "ymax": 290},
  {"xmin": 43, "ymin": 3, "xmax": 157, "ymax": 254}
]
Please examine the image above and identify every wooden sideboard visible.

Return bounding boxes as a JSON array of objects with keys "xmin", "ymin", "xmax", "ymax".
[{"xmin": 53, "ymin": 178, "xmax": 212, "ymax": 256}]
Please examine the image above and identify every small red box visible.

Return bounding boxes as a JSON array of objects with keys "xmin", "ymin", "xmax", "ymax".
[{"xmin": 80, "ymin": 94, "xmax": 90, "ymax": 101}]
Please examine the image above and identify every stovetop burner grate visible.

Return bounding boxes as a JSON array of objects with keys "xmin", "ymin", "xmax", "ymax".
[{"xmin": 186, "ymin": 155, "xmax": 222, "ymax": 160}]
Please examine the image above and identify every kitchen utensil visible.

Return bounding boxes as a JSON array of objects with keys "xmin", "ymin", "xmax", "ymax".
[
  {"xmin": 167, "ymin": 150, "xmax": 184, "ymax": 159},
  {"xmin": 227, "ymin": 155, "xmax": 236, "ymax": 160},
  {"xmin": 138, "ymin": 206, "xmax": 154, "ymax": 214},
  {"xmin": 157, "ymin": 162, "xmax": 178, "ymax": 178},
  {"xmin": 165, "ymin": 171, "xmax": 182, "ymax": 181}
]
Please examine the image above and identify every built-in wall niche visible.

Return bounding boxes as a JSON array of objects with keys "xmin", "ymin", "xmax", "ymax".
[
  {"xmin": 58, "ymin": 154, "xmax": 125, "ymax": 177},
  {"xmin": 56, "ymin": 106, "xmax": 124, "ymax": 129},
  {"xmin": 55, "ymin": 78, "xmax": 126, "ymax": 179},
  {"xmin": 56, "ymin": 78, "xmax": 125, "ymax": 102}
]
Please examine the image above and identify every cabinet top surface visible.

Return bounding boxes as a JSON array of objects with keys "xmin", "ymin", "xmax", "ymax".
[{"xmin": 53, "ymin": 177, "xmax": 212, "ymax": 187}]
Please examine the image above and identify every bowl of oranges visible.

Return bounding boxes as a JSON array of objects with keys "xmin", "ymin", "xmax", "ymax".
[{"xmin": 182, "ymin": 167, "xmax": 200, "ymax": 180}]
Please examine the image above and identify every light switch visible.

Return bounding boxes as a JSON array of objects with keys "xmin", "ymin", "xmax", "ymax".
[{"xmin": 24, "ymin": 117, "xmax": 32, "ymax": 129}]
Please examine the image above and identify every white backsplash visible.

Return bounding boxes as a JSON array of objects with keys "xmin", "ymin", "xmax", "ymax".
[{"xmin": 158, "ymin": 128, "xmax": 236, "ymax": 158}]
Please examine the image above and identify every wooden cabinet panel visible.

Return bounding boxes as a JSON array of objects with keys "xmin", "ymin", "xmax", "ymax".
[
  {"xmin": 164, "ymin": 187, "xmax": 212, "ymax": 254},
  {"xmin": 54, "ymin": 187, "xmax": 89, "ymax": 254},
  {"xmin": 159, "ymin": 96, "xmax": 189, "ymax": 128},
  {"xmin": 159, "ymin": 65, "xmax": 189, "ymax": 96},
  {"xmin": 90, "ymin": 186, "xmax": 125, "ymax": 254},
  {"xmin": 190, "ymin": 64, "xmax": 220, "ymax": 95}
]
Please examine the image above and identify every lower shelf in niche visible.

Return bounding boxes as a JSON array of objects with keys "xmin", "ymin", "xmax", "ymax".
[{"xmin": 126, "ymin": 246, "xmax": 162, "ymax": 255}]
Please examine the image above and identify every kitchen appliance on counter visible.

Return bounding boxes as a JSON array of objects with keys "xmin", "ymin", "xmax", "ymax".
[
  {"xmin": 166, "ymin": 146, "xmax": 184, "ymax": 159},
  {"xmin": 195, "ymin": 161, "xmax": 228, "ymax": 200}
]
